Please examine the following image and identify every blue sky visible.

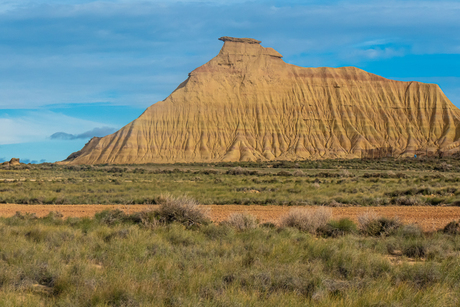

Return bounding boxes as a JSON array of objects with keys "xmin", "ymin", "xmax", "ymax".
[{"xmin": 1, "ymin": 0, "xmax": 459, "ymax": 163}]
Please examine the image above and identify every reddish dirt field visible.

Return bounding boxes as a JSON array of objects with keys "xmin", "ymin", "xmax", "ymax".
[{"xmin": 1, "ymin": 204, "xmax": 460, "ymax": 231}]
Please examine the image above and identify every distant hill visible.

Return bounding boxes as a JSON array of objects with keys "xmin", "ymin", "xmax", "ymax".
[{"xmin": 64, "ymin": 36, "xmax": 460, "ymax": 164}]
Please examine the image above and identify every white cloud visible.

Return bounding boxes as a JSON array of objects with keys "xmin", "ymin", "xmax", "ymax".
[
  {"xmin": 350, "ymin": 47, "xmax": 406, "ymax": 60},
  {"xmin": 0, "ymin": 0, "xmax": 458, "ymax": 110}
]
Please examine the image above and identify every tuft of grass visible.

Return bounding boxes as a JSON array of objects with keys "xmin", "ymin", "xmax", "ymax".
[
  {"xmin": 279, "ymin": 207, "xmax": 332, "ymax": 234},
  {"xmin": 319, "ymin": 218, "xmax": 358, "ymax": 237},
  {"xmin": 223, "ymin": 213, "xmax": 258, "ymax": 231},
  {"xmin": 95, "ymin": 209, "xmax": 127, "ymax": 226},
  {"xmin": 1, "ymin": 209, "xmax": 460, "ymax": 305},
  {"xmin": 398, "ymin": 224, "xmax": 423, "ymax": 238},
  {"xmin": 127, "ymin": 210, "xmax": 158, "ymax": 229},
  {"xmin": 42, "ymin": 211, "xmax": 64, "ymax": 223}
]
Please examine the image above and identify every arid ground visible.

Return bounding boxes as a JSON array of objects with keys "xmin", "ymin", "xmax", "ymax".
[
  {"xmin": 2, "ymin": 159, "xmax": 460, "ymax": 231},
  {"xmin": 3, "ymin": 159, "xmax": 460, "ymax": 306},
  {"xmin": 2, "ymin": 204, "xmax": 460, "ymax": 231}
]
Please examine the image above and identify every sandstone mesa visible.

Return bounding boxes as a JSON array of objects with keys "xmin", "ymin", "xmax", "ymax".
[{"xmin": 64, "ymin": 37, "xmax": 460, "ymax": 164}]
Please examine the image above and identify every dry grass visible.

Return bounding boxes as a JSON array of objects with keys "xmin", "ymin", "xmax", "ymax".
[
  {"xmin": 1, "ymin": 159, "xmax": 460, "ymax": 207},
  {"xmin": 156, "ymin": 195, "xmax": 210, "ymax": 227},
  {"xmin": 224, "ymin": 212, "xmax": 258, "ymax": 231},
  {"xmin": 358, "ymin": 211, "xmax": 380, "ymax": 228},
  {"xmin": 3, "ymin": 206, "xmax": 460, "ymax": 306},
  {"xmin": 279, "ymin": 207, "xmax": 332, "ymax": 233}
]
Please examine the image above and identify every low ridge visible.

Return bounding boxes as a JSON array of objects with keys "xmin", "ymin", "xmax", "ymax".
[{"xmin": 64, "ymin": 37, "xmax": 460, "ymax": 164}]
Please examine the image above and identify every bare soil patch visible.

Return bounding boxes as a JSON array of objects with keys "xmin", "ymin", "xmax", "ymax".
[{"xmin": 1, "ymin": 204, "xmax": 460, "ymax": 231}]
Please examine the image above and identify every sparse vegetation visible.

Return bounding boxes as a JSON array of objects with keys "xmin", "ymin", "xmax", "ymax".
[
  {"xmin": 358, "ymin": 212, "xmax": 402, "ymax": 236},
  {"xmin": 224, "ymin": 212, "xmax": 258, "ymax": 231},
  {"xmin": 2, "ymin": 158, "xmax": 460, "ymax": 305},
  {"xmin": 319, "ymin": 218, "xmax": 358, "ymax": 237},
  {"xmin": 155, "ymin": 195, "xmax": 210, "ymax": 227},
  {"xmin": 280, "ymin": 207, "xmax": 332, "ymax": 233},
  {"xmin": 2, "ymin": 211, "xmax": 460, "ymax": 306},
  {"xmin": 0, "ymin": 157, "xmax": 459, "ymax": 206}
]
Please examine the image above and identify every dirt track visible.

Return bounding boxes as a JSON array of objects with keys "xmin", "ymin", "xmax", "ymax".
[{"xmin": 1, "ymin": 204, "xmax": 460, "ymax": 231}]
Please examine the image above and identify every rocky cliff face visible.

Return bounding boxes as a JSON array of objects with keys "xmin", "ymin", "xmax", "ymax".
[{"xmin": 64, "ymin": 37, "xmax": 460, "ymax": 164}]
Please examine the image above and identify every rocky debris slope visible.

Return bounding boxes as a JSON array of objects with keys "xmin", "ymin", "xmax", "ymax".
[{"xmin": 64, "ymin": 37, "xmax": 460, "ymax": 164}]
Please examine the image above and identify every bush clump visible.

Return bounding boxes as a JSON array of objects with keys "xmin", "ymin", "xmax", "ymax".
[
  {"xmin": 95, "ymin": 209, "xmax": 127, "ymax": 225},
  {"xmin": 127, "ymin": 210, "xmax": 158, "ymax": 229},
  {"xmin": 156, "ymin": 196, "xmax": 209, "ymax": 227},
  {"xmin": 13, "ymin": 211, "xmax": 38, "ymax": 221},
  {"xmin": 397, "ymin": 263, "xmax": 441, "ymax": 288},
  {"xmin": 319, "ymin": 218, "xmax": 357, "ymax": 237},
  {"xmin": 358, "ymin": 212, "xmax": 401, "ymax": 236},
  {"xmin": 398, "ymin": 224, "xmax": 423, "ymax": 238},
  {"xmin": 280, "ymin": 207, "xmax": 332, "ymax": 234},
  {"xmin": 42, "ymin": 211, "xmax": 64, "ymax": 224},
  {"xmin": 402, "ymin": 241, "xmax": 427, "ymax": 258},
  {"xmin": 394, "ymin": 196, "xmax": 426, "ymax": 206},
  {"xmin": 292, "ymin": 170, "xmax": 305, "ymax": 177},
  {"xmin": 443, "ymin": 220, "xmax": 460, "ymax": 235},
  {"xmin": 224, "ymin": 213, "xmax": 258, "ymax": 231}
]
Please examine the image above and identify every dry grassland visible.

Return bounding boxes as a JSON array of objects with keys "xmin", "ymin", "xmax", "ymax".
[{"xmin": 2, "ymin": 204, "xmax": 460, "ymax": 231}]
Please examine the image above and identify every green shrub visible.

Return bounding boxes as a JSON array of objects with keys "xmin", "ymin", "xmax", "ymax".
[
  {"xmin": 402, "ymin": 241, "xmax": 427, "ymax": 258},
  {"xmin": 201, "ymin": 224, "xmax": 232, "ymax": 240},
  {"xmin": 103, "ymin": 229, "xmax": 129, "ymax": 243},
  {"xmin": 427, "ymin": 197, "xmax": 445, "ymax": 206},
  {"xmin": 397, "ymin": 263, "xmax": 441, "ymax": 288},
  {"xmin": 319, "ymin": 218, "xmax": 358, "ymax": 237},
  {"xmin": 398, "ymin": 224, "xmax": 423, "ymax": 238},
  {"xmin": 358, "ymin": 212, "xmax": 401, "ymax": 236},
  {"xmin": 24, "ymin": 227, "xmax": 47, "ymax": 243},
  {"xmin": 41, "ymin": 211, "xmax": 64, "ymax": 224},
  {"xmin": 261, "ymin": 222, "xmax": 277, "ymax": 229},
  {"xmin": 276, "ymin": 171, "xmax": 292, "ymax": 177},
  {"xmin": 442, "ymin": 220, "xmax": 460, "ymax": 235},
  {"xmin": 95, "ymin": 209, "xmax": 127, "ymax": 226},
  {"xmin": 13, "ymin": 211, "xmax": 38, "ymax": 220},
  {"xmin": 127, "ymin": 210, "xmax": 158, "ymax": 229}
]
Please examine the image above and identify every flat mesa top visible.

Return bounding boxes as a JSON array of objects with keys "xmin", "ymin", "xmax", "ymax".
[{"xmin": 218, "ymin": 36, "xmax": 261, "ymax": 44}]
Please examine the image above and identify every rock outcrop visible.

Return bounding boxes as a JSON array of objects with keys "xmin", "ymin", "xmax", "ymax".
[
  {"xmin": 1, "ymin": 158, "xmax": 22, "ymax": 167},
  {"xmin": 64, "ymin": 37, "xmax": 460, "ymax": 164}
]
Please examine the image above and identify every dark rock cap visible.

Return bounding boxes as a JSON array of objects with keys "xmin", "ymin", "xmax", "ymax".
[{"xmin": 218, "ymin": 37, "xmax": 261, "ymax": 44}]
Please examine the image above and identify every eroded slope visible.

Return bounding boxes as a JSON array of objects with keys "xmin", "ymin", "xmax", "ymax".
[{"xmin": 65, "ymin": 37, "xmax": 460, "ymax": 164}]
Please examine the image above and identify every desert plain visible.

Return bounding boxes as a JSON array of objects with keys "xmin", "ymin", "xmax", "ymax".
[{"xmin": 3, "ymin": 157, "xmax": 460, "ymax": 306}]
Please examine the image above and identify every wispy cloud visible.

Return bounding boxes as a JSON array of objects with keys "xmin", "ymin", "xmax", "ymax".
[
  {"xmin": 0, "ymin": 0, "xmax": 458, "ymax": 109},
  {"xmin": 0, "ymin": 0, "xmax": 459, "ymax": 162},
  {"xmin": 0, "ymin": 110, "xmax": 116, "ymax": 145},
  {"xmin": 50, "ymin": 126, "xmax": 116, "ymax": 140},
  {"xmin": 347, "ymin": 47, "xmax": 406, "ymax": 61}
]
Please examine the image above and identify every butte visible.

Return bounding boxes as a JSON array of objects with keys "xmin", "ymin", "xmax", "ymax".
[{"xmin": 64, "ymin": 37, "xmax": 460, "ymax": 164}]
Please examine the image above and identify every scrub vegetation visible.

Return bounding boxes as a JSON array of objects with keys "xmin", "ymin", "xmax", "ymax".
[
  {"xmin": 1, "ymin": 157, "xmax": 460, "ymax": 206},
  {"xmin": 2, "ymin": 158, "xmax": 460, "ymax": 305},
  {"xmin": 2, "ymin": 199, "xmax": 460, "ymax": 306}
]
